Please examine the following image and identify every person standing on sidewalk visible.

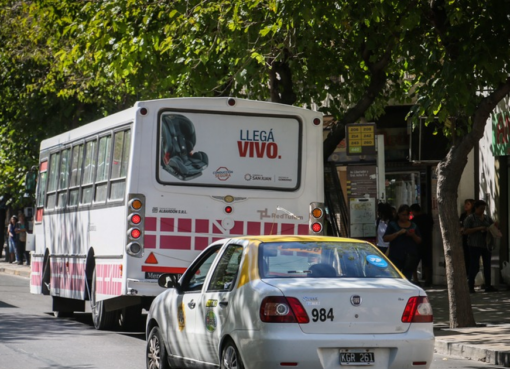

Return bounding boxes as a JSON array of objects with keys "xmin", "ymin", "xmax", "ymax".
[
  {"xmin": 8, "ymin": 215, "xmax": 18, "ymax": 263},
  {"xmin": 410, "ymin": 204, "xmax": 434, "ymax": 287},
  {"xmin": 15, "ymin": 213, "xmax": 28, "ymax": 265},
  {"xmin": 459, "ymin": 199, "xmax": 475, "ymax": 276},
  {"xmin": 383, "ymin": 204, "xmax": 422, "ymax": 281},
  {"xmin": 463, "ymin": 200, "xmax": 498, "ymax": 293}
]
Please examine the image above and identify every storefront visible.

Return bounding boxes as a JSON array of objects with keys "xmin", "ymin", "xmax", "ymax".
[
  {"xmin": 325, "ymin": 106, "xmax": 446, "ymax": 282},
  {"xmin": 479, "ymin": 102, "xmax": 510, "ymax": 283}
]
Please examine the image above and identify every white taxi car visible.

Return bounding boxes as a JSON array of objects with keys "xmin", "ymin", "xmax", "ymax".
[{"xmin": 146, "ymin": 236, "xmax": 434, "ymax": 369}]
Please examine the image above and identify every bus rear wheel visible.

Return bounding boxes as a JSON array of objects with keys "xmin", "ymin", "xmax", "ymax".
[{"xmin": 90, "ymin": 268, "xmax": 117, "ymax": 330}]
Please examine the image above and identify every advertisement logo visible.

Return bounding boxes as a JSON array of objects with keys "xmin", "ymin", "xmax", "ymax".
[
  {"xmin": 214, "ymin": 167, "xmax": 233, "ymax": 181},
  {"xmin": 244, "ymin": 173, "xmax": 272, "ymax": 181}
]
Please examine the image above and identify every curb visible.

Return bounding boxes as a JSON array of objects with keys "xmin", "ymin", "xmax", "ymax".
[
  {"xmin": 0, "ymin": 267, "xmax": 31, "ymax": 278},
  {"xmin": 435, "ymin": 339, "xmax": 510, "ymax": 367}
]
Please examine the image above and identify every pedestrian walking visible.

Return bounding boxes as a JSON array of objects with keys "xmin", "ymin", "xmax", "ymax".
[
  {"xmin": 463, "ymin": 200, "xmax": 498, "ymax": 293},
  {"xmin": 383, "ymin": 204, "xmax": 422, "ymax": 280},
  {"xmin": 8, "ymin": 215, "xmax": 18, "ymax": 263}
]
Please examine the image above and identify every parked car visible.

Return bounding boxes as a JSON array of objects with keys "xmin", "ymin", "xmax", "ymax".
[{"xmin": 146, "ymin": 235, "xmax": 434, "ymax": 369}]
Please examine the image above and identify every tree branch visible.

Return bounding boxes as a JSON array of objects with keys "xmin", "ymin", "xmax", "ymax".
[{"xmin": 323, "ymin": 49, "xmax": 392, "ymax": 161}]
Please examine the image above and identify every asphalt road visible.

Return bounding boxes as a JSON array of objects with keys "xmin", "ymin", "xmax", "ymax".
[
  {"xmin": 0, "ymin": 273, "xmax": 507, "ymax": 369},
  {"xmin": 0, "ymin": 273, "xmax": 145, "ymax": 369}
]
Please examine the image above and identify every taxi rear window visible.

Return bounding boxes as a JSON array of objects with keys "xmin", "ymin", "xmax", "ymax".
[{"xmin": 259, "ymin": 241, "xmax": 401, "ymax": 279}]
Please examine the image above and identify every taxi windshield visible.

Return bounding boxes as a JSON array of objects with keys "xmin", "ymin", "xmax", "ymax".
[{"xmin": 259, "ymin": 241, "xmax": 401, "ymax": 279}]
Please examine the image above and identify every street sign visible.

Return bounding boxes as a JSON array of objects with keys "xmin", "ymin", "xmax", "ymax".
[{"xmin": 346, "ymin": 123, "xmax": 376, "ymax": 156}]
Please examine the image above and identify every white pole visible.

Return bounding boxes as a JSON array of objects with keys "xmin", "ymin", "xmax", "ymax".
[{"xmin": 376, "ymin": 135, "xmax": 386, "ymax": 202}]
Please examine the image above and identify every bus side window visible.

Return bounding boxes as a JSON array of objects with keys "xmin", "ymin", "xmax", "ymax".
[
  {"xmin": 69, "ymin": 144, "xmax": 84, "ymax": 207},
  {"xmin": 37, "ymin": 162, "xmax": 48, "ymax": 211},
  {"xmin": 57, "ymin": 148, "xmax": 70, "ymax": 208},
  {"xmin": 110, "ymin": 129, "xmax": 131, "ymax": 201},
  {"xmin": 95, "ymin": 135, "xmax": 111, "ymax": 203},
  {"xmin": 81, "ymin": 140, "xmax": 97, "ymax": 205},
  {"xmin": 46, "ymin": 152, "xmax": 60, "ymax": 209}
]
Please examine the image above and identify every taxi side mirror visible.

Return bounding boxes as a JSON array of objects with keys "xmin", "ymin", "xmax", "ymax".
[{"xmin": 158, "ymin": 273, "xmax": 180, "ymax": 290}]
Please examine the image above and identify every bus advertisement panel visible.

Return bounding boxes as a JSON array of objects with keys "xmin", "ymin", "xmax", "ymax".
[{"xmin": 29, "ymin": 97, "xmax": 324, "ymax": 330}]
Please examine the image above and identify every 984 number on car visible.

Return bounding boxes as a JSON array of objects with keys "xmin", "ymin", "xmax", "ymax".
[{"xmin": 311, "ymin": 308, "xmax": 334, "ymax": 322}]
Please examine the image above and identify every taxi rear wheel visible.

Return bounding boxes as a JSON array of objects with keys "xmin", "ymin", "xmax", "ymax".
[
  {"xmin": 221, "ymin": 339, "xmax": 244, "ymax": 369},
  {"xmin": 146, "ymin": 326, "xmax": 170, "ymax": 369}
]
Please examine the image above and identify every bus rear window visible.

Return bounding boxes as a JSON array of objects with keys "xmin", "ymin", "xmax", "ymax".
[{"xmin": 158, "ymin": 111, "xmax": 301, "ymax": 190}]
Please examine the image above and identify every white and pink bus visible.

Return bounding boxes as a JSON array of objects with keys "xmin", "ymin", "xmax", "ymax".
[{"xmin": 29, "ymin": 97, "xmax": 325, "ymax": 329}]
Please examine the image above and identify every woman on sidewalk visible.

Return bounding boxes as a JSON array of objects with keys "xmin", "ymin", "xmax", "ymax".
[
  {"xmin": 383, "ymin": 204, "xmax": 423, "ymax": 280},
  {"xmin": 8, "ymin": 215, "xmax": 18, "ymax": 263}
]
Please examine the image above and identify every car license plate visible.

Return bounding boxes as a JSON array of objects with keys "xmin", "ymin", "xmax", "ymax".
[{"xmin": 339, "ymin": 350, "xmax": 375, "ymax": 365}]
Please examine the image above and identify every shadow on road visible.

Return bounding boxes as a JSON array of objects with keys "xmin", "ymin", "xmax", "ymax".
[{"xmin": 0, "ymin": 311, "xmax": 147, "ymax": 343}]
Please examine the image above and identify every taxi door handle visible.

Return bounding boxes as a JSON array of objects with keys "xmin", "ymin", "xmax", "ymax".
[
  {"xmin": 188, "ymin": 300, "xmax": 196, "ymax": 309},
  {"xmin": 219, "ymin": 301, "xmax": 228, "ymax": 307}
]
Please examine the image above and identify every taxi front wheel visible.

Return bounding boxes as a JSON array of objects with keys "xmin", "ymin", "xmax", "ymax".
[
  {"xmin": 147, "ymin": 326, "xmax": 170, "ymax": 369},
  {"xmin": 221, "ymin": 339, "xmax": 245, "ymax": 369}
]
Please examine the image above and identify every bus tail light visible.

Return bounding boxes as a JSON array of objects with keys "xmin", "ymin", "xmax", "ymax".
[
  {"xmin": 126, "ymin": 194, "xmax": 145, "ymax": 258},
  {"xmin": 309, "ymin": 202, "xmax": 325, "ymax": 235},
  {"xmin": 126, "ymin": 242, "xmax": 142, "ymax": 255},
  {"xmin": 129, "ymin": 213, "xmax": 142, "ymax": 225},
  {"xmin": 129, "ymin": 198, "xmax": 143, "ymax": 211},
  {"xmin": 129, "ymin": 228, "xmax": 141, "ymax": 239}
]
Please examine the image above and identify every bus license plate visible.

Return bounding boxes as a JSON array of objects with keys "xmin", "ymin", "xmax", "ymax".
[{"xmin": 339, "ymin": 350, "xmax": 375, "ymax": 365}]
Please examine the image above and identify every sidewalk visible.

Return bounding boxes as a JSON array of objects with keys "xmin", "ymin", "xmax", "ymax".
[
  {"xmin": 0, "ymin": 258, "xmax": 31, "ymax": 278},
  {"xmin": 426, "ymin": 285, "xmax": 510, "ymax": 367},
  {"xmin": 0, "ymin": 259, "xmax": 509, "ymax": 366}
]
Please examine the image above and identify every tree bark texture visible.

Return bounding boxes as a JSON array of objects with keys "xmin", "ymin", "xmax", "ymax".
[
  {"xmin": 436, "ymin": 145, "xmax": 476, "ymax": 328},
  {"xmin": 269, "ymin": 58, "xmax": 297, "ymax": 106}
]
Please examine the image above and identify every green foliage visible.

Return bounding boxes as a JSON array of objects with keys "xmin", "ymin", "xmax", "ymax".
[
  {"xmin": 0, "ymin": 1, "xmax": 131, "ymax": 205},
  {"xmin": 2, "ymin": 0, "xmax": 510, "ymax": 210},
  {"xmin": 406, "ymin": 0, "xmax": 510, "ymax": 139}
]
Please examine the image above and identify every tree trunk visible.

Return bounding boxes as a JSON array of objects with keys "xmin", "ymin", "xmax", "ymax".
[
  {"xmin": 269, "ymin": 59, "xmax": 297, "ymax": 106},
  {"xmin": 436, "ymin": 145, "xmax": 476, "ymax": 328}
]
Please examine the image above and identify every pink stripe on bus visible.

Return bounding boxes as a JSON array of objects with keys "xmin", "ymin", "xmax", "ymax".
[
  {"xmin": 160, "ymin": 235, "xmax": 191, "ymax": 250},
  {"xmin": 160, "ymin": 217, "xmax": 174, "ymax": 232},
  {"xmin": 145, "ymin": 217, "xmax": 157, "ymax": 231}
]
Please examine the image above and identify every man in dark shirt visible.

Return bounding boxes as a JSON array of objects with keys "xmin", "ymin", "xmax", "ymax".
[
  {"xmin": 463, "ymin": 200, "xmax": 498, "ymax": 293},
  {"xmin": 410, "ymin": 204, "xmax": 434, "ymax": 287}
]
